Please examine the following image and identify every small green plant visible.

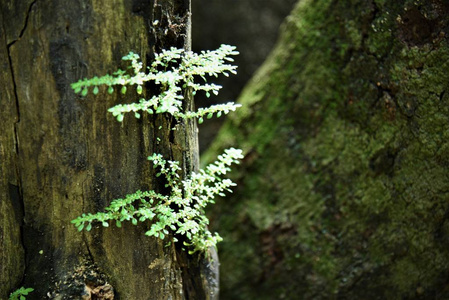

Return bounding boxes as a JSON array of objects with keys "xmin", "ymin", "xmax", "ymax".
[
  {"xmin": 72, "ymin": 148, "xmax": 242, "ymax": 254},
  {"xmin": 71, "ymin": 45, "xmax": 243, "ymax": 253},
  {"xmin": 9, "ymin": 287, "xmax": 34, "ymax": 300},
  {"xmin": 71, "ymin": 44, "xmax": 241, "ymax": 122}
]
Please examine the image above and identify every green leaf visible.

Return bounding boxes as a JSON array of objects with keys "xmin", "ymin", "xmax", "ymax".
[{"xmin": 70, "ymin": 46, "xmax": 242, "ymax": 255}]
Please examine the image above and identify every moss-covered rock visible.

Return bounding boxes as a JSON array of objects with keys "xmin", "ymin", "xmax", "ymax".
[{"xmin": 205, "ymin": 0, "xmax": 449, "ymax": 299}]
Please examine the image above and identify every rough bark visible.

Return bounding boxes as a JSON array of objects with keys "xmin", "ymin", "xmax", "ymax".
[
  {"xmin": 205, "ymin": 0, "xmax": 449, "ymax": 299},
  {"xmin": 1, "ymin": 0, "xmax": 216, "ymax": 299}
]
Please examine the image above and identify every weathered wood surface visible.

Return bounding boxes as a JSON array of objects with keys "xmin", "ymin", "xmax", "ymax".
[{"xmin": 1, "ymin": 0, "xmax": 216, "ymax": 299}]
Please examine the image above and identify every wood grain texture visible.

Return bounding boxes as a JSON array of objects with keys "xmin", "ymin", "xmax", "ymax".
[{"xmin": 1, "ymin": 0, "xmax": 216, "ymax": 299}]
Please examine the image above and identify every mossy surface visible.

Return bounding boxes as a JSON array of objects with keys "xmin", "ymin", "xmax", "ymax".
[{"xmin": 204, "ymin": 0, "xmax": 449, "ymax": 299}]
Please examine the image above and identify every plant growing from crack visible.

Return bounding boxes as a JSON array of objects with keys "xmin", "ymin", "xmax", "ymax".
[
  {"xmin": 71, "ymin": 45, "xmax": 243, "ymax": 254},
  {"xmin": 9, "ymin": 287, "xmax": 34, "ymax": 300}
]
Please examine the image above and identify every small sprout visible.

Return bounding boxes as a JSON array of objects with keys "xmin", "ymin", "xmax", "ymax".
[
  {"xmin": 71, "ymin": 45, "xmax": 240, "ymax": 125},
  {"xmin": 71, "ymin": 149, "xmax": 242, "ymax": 253},
  {"xmin": 9, "ymin": 287, "xmax": 34, "ymax": 300},
  {"xmin": 70, "ymin": 46, "xmax": 242, "ymax": 254}
]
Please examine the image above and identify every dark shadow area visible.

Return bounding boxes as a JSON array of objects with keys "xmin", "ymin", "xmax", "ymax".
[{"xmin": 192, "ymin": 0, "xmax": 297, "ymax": 152}]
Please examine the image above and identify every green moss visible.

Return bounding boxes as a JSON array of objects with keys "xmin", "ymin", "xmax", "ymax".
[{"xmin": 205, "ymin": 0, "xmax": 449, "ymax": 299}]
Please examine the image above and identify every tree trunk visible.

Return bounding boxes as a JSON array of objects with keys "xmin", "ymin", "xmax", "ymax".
[
  {"xmin": 205, "ymin": 0, "xmax": 449, "ymax": 299},
  {"xmin": 1, "ymin": 0, "xmax": 217, "ymax": 299}
]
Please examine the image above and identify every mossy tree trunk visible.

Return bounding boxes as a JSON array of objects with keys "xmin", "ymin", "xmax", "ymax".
[
  {"xmin": 205, "ymin": 0, "xmax": 449, "ymax": 299},
  {"xmin": 0, "ymin": 1, "xmax": 217, "ymax": 299}
]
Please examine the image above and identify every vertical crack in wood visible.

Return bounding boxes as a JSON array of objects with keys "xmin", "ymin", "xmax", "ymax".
[
  {"xmin": 6, "ymin": 0, "xmax": 37, "ymax": 47},
  {"xmin": 7, "ymin": 46, "xmax": 21, "ymax": 157},
  {"xmin": 5, "ymin": 0, "xmax": 37, "ymax": 185},
  {"xmin": 4, "ymin": 0, "xmax": 37, "ymax": 284}
]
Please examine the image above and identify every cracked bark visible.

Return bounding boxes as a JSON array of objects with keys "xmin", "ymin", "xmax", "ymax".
[
  {"xmin": 1, "ymin": 0, "xmax": 215, "ymax": 299},
  {"xmin": 0, "ymin": 1, "xmax": 26, "ymax": 295},
  {"xmin": 4, "ymin": 0, "xmax": 33, "ymax": 230}
]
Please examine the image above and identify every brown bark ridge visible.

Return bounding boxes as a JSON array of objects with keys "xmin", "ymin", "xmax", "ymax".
[
  {"xmin": 1, "ymin": 0, "xmax": 217, "ymax": 299},
  {"xmin": 204, "ymin": 0, "xmax": 449, "ymax": 299}
]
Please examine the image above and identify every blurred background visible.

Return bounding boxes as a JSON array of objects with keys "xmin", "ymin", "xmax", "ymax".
[{"xmin": 192, "ymin": 0, "xmax": 297, "ymax": 152}]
